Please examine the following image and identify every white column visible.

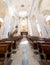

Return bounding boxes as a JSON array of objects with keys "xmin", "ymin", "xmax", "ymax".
[
  {"xmin": 27, "ymin": 18, "xmax": 33, "ymax": 36},
  {"xmin": 3, "ymin": 15, "xmax": 11, "ymax": 38}
]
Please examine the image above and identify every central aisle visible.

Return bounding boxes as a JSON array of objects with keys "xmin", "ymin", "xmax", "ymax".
[{"xmin": 10, "ymin": 37, "xmax": 42, "ymax": 65}]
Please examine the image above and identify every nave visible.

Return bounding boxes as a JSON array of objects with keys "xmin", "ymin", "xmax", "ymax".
[
  {"xmin": 6, "ymin": 37, "xmax": 43, "ymax": 65},
  {"xmin": 0, "ymin": 0, "xmax": 50, "ymax": 65}
]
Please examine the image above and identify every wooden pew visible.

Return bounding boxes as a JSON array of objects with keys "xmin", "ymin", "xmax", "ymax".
[
  {"xmin": 37, "ymin": 42, "xmax": 45, "ymax": 53},
  {"xmin": 0, "ymin": 35, "xmax": 22, "ymax": 65},
  {"xmin": 0, "ymin": 44, "xmax": 9, "ymax": 65},
  {"xmin": 27, "ymin": 35, "xmax": 50, "ymax": 42},
  {"xmin": 27, "ymin": 35, "xmax": 45, "ymax": 41},
  {"xmin": 0, "ymin": 39, "xmax": 15, "ymax": 49},
  {"xmin": 0, "ymin": 42, "xmax": 13, "ymax": 58},
  {"xmin": 0, "ymin": 36, "xmax": 22, "ymax": 49},
  {"xmin": 27, "ymin": 35, "xmax": 45, "ymax": 49},
  {"xmin": 41, "ymin": 44, "xmax": 50, "ymax": 64},
  {"xmin": 9, "ymin": 36, "xmax": 23, "ymax": 48},
  {"xmin": 44, "ymin": 38, "xmax": 50, "ymax": 42},
  {"xmin": 37, "ymin": 42, "xmax": 50, "ymax": 53},
  {"xmin": 37, "ymin": 42, "xmax": 50, "ymax": 62},
  {"xmin": 34, "ymin": 38, "xmax": 50, "ymax": 50},
  {"xmin": 27, "ymin": 35, "xmax": 50, "ymax": 64}
]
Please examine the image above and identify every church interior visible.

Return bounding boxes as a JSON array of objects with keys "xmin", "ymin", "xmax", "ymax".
[{"xmin": 0, "ymin": 0, "xmax": 50, "ymax": 65}]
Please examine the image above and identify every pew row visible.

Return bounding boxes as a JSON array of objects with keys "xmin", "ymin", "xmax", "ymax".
[
  {"xmin": 0, "ymin": 44, "xmax": 10, "ymax": 65},
  {"xmin": 0, "ymin": 36, "xmax": 23, "ymax": 49},
  {"xmin": 27, "ymin": 35, "xmax": 50, "ymax": 65},
  {"xmin": 0, "ymin": 36, "xmax": 23, "ymax": 65},
  {"xmin": 37, "ymin": 43, "xmax": 50, "ymax": 65},
  {"xmin": 27, "ymin": 35, "xmax": 50, "ymax": 49}
]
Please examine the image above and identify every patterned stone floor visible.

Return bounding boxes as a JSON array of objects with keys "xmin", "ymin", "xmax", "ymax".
[{"xmin": 6, "ymin": 37, "xmax": 44, "ymax": 65}]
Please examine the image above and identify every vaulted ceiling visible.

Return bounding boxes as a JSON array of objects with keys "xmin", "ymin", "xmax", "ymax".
[
  {"xmin": 40, "ymin": 0, "xmax": 50, "ymax": 15},
  {"xmin": 0, "ymin": 0, "xmax": 50, "ymax": 18},
  {"xmin": 0, "ymin": 0, "xmax": 50, "ymax": 38}
]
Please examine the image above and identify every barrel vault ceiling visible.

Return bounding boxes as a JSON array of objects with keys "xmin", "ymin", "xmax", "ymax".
[
  {"xmin": 0, "ymin": 0, "xmax": 50, "ymax": 31},
  {"xmin": 0, "ymin": 0, "xmax": 50, "ymax": 18}
]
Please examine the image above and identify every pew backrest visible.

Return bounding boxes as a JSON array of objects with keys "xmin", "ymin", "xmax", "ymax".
[
  {"xmin": 41, "ymin": 44, "xmax": 50, "ymax": 54},
  {"xmin": 0, "ymin": 44, "xmax": 8, "ymax": 53}
]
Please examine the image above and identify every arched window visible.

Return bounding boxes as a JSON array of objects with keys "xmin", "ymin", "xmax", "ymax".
[
  {"xmin": 46, "ymin": 15, "xmax": 50, "ymax": 25},
  {"xmin": 0, "ymin": 18, "xmax": 4, "ymax": 28}
]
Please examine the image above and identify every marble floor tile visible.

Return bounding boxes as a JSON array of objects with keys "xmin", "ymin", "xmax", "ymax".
[{"xmin": 7, "ymin": 37, "xmax": 43, "ymax": 65}]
